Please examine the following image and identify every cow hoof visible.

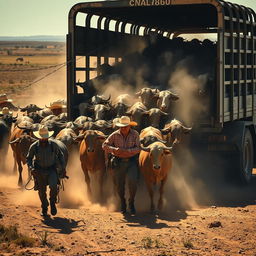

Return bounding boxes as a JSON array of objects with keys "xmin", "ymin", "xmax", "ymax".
[{"xmin": 18, "ymin": 181, "xmax": 23, "ymax": 187}]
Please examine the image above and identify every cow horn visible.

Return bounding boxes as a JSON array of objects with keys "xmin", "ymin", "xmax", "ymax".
[
  {"xmin": 140, "ymin": 145, "xmax": 150, "ymax": 152},
  {"xmin": 102, "ymin": 94, "xmax": 111, "ymax": 102},
  {"xmin": 9, "ymin": 138, "xmax": 20, "ymax": 144},
  {"xmin": 182, "ymin": 126, "xmax": 192, "ymax": 133},
  {"xmin": 36, "ymin": 106, "xmax": 43, "ymax": 111},
  {"xmin": 19, "ymin": 106, "xmax": 26, "ymax": 111},
  {"xmin": 17, "ymin": 124, "xmax": 32, "ymax": 130},
  {"xmin": 161, "ymin": 128, "xmax": 170, "ymax": 135},
  {"xmin": 97, "ymin": 134, "xmax": 107, "ymax": 140},
  {"xmin": 160, "ymin": 110, "xmax": 168, "ymax": 116},
  {"xmin": 158, "ymin": 139, "xmax": 167, "ymax": 144},
  {"xmin": 73, "ymin": 134, "xmax": 84, "ymax": 141},
  {"xmin": 163, "ymin": 146, "xmax": 173, "ymax": 152},
  {"xmin": 135, "ymin": 90, "xmax": 141, "ymax": 97},
  {"xmin": 45, "ymin": 105, "xmax": 50, "ymax": 108}
]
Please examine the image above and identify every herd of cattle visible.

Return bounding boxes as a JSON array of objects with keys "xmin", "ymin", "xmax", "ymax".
[{"xmin": 0, "ymin": 88, "xmax": 192, "ymax": 211}]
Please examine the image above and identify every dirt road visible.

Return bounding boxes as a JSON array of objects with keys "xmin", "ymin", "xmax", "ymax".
[{"xmin": 1, "ymin": 169, "xmax": 256, "ymax": 256}]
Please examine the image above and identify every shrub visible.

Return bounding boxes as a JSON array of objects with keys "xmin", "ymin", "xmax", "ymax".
[
  {"xmin": 183, "ymin": 239, "xmax": 194, "ymax": 249},
  {"xmin": 0, "ymin": 224, "xmax": 35, "ymax": 248}
]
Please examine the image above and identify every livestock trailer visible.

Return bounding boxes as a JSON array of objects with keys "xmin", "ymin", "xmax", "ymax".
[{"xmin": 67, "ymin": 0, "xmax": 256, "ymax": 184}]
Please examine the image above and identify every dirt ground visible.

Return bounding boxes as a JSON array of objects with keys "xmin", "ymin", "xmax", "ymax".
[
  {"xmin": 1, "ymin": 41, "xmax": 256, "ymax": 256},
  {"xmin": 1, "ymin": 150, "xmax": 256, "ymax": 256}
]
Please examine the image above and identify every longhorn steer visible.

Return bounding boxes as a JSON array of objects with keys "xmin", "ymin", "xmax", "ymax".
[
  {"xmin": 112, "ymin": 94, "xmax": 132, "ymax": 118},
  {"xmin": 143, "ymin": 108, "xmax": 168, "ymax": 128},
  {"xmin": 55, "ymin": 128, "xmax": 78, "ymax": 152},
  {"xmin": 126, "ymin": 102, "xmax": 147, "ymax": 131},
  {"xmin": 135, "ymin": 87, "xmax": 159, "ymax": 109},
  {"xmin": 157, "ymin": 90, "xmax": 179, "ymax": 113},
  {"xmin": 161, "ymin": 119, "xmax": 192, "ymax": 146}
]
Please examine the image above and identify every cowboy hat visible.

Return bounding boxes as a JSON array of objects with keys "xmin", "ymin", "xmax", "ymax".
[
  {"xmin": 115, "ymin": 116, "xmax": 137, "ymax": 127},
  {"xmin": 33, "ymin": 125, "xmax": 54, "ymax": 139},
  {"xmin": 46, "ymin": 100, "xmax": 67, "ymax": 110},
  {"xmin": 0, "ymin": 107, "xmax": 13, "ymax": 115},
  {"xmin": 0, "ymin": 94, "xmax": 13, "ymax": 104}
]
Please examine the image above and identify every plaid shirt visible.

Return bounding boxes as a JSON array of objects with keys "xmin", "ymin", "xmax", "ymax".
[{"xmin": 102, "ymin": 128, "xmax": 140, "ymax": 158}]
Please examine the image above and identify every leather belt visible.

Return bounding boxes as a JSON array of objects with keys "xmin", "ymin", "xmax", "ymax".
[{"xmin": 119, "ymin": 158, "xmax": 130, "ymax": 162}]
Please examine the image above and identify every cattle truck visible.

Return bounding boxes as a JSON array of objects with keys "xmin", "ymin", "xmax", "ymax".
[{"xmin": 67, "ymin": 0, "xmax": 256, "ymax": 184}]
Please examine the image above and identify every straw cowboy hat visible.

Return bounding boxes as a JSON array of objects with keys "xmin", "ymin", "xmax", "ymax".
[
  {"xmin": 46, "ymin": 100, "xmax": 67, "ymax": 110},
  {"xmin": 0, "ymin": 107, "xmax": 13, "ymax": 115},
  {"xmin": 115, "ymin": 116, "xmax": 137, "ymax": 127},
  {"xmin": 33, "ymin": 125, "xmax": 54, "ymax": 139},
  {"xmin": 0, "ymin": 94, "xmax": 13, "ymax": 104}
]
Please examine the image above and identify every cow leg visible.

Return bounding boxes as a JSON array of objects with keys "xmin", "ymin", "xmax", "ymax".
[
  {"xmin": 17, "ymin": 158, "xmax": 23, "ymax": 187},
  {"xmin": 81, "ymin": 164, "xmax": 92, "ymax": 199},
  {"xmin": 98, "ymin": 170, "xmax": 105, "ymax": 203},
  {"xmin": 145, "ymin": 181, "xmax": 155, "ymax": 213},
  {"xmin": 158, "ymin": 178, "xmax": 167, "ymax": 211},
  {"xmin": 13, "ymin": 151, "xmax": 17, "ymax": 173}
]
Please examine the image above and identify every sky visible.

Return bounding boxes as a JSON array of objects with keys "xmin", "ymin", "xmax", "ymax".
[{"xmin": 0, "ymin": 0, "xmax": 255, "ymax": 37}]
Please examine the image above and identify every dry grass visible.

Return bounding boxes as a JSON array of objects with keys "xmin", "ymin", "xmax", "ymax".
[
  {"xmin": 0, "ymin": 42, "xmax": 65, "ymax": 95},
  {"xmin": 0, "ymin": 224, "xmax": 36, "ymax": 248}
]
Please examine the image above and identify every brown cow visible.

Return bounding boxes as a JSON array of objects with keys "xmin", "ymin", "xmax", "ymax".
[
  {"xmin": 77, "ymin": 130, "xmax": 107, "ymax": 201},
  {"xmin": 9, "ymin": 127, "xmax": 36, "ymax": 186},
  {"xmin": 139, "ymin": 140, "xmax": 173, "ymax": 212}
]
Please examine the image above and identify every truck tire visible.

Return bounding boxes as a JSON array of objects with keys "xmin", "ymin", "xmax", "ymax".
[{"xmin": 238, "ymin": 128, "xmax": 254, "ymax": 184}]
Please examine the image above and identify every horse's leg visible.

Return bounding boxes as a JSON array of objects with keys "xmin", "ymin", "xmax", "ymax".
[
  {"xmin": 158, "ymin": 178, "xmax": 167, "ymax": 211},
  {"xmin": 81, "ymin": 163, "xmax": 92, "ymax": 199}
]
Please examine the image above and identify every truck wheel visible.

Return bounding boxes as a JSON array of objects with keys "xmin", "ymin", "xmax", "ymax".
[{"xmin": 239, "ymin": 129, "xmax": 253, "ymax": 184}]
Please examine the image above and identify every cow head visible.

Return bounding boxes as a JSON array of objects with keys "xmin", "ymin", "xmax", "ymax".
[
  {"xmin": 9, "ymin": 134, "xmax": 37, "ymax": 158},
  {"xmin": 161, "ymin": 119, "xmax": 192, "ymax": 144},
  {"xmin": 19, "ymin": 104, "xmax": 43, "ymax": 114},
  {"xmin": 143, "ymin": 108, "xmax": 168, "ymax": 128},
  {"xmin": 1, "ymin": 114, "xmax": 18, "ymax": 128},
  {"xmin": 140, "ymin": 135, "xmax": 166, "ymax": 147},
  {"xmin": 157, "ymin": 90, "xmax": 179, "ymax": 111},
  {"xmin": 94, "ymin": 104, "xmax": 111, "ymax": 120},
  {"xmin": 141, "ymin": 142, "xmax": 173, "ymax": 170},
  {"xmin": 135, "ymin": 88, "xmax": 159, "ymax": 107},
  {"xmin": 79, "ymin": 130, "xmax": 107, "ymax": 153},
  {"xmin": 27, "ymin": 112, "xmax": 43, "ymax": 123},
  {"xmin": 91, "ymin": 94, "xmax": 111, "ymax": 105}
]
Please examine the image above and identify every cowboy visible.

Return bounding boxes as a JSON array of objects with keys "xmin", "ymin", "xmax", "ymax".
[
  {"xmin": 0, "ymin": 94, "xmax": 18, "ymax": 110},
  {"xmin": 26, "ymin": 125, "xmax": 66, "ymax": 217},
  {"xmin": 102, "ymin": 116, "xmax": 141, "ymax": 214},
  {"xmin": 45, "ymin": 100, "xmax": 67, "ymax": 116}
]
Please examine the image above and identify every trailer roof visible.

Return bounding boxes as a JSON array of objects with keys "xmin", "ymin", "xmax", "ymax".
[{"xmin": 69, "ymin": 0, "xmax": 256, "ymax": 32}]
